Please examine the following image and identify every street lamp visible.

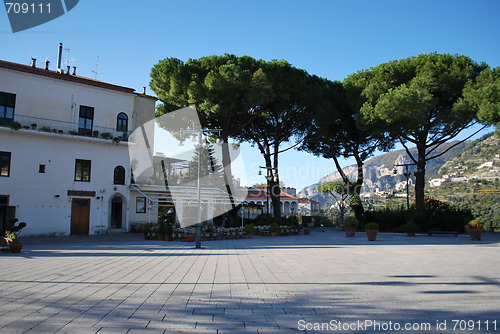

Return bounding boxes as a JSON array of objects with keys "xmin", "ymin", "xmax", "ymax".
[
  {"xmin": 178, "ymin": 127, "xmax": 223, "ymax": 249},
  {"xmin": 393, "ymin": 163, "xmax": 416, "ymax": 211}
]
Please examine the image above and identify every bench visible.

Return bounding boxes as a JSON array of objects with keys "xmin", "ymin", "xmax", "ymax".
[{"xmin": 428, "ymin": 230, "xmax": 458, "ymax": 237}]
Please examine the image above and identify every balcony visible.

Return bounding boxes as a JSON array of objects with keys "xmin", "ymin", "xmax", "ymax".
[{"xmin": 1, "ymin": 114, "xmax": 131, "ymax": 142}]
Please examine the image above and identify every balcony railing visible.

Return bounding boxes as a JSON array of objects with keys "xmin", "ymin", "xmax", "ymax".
[{"xmin": 1, "ymin": 114, "xmax": 131, "ymax": 141}]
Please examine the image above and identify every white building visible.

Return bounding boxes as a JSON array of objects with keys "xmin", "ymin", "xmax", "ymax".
[
  {"xmin": 297, "ymin": 198, "xmax": 321, "ymax": 216},
  {"xmin": 0, "ymin": 58, "xmax": 156, "ymax": 236},
  {"xmin": 242, "ymin": 188, "xmax": 299, "ymax": 219}
]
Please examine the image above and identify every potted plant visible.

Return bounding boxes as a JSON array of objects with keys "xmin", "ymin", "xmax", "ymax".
[
  {"xmin": 158, "ymin": 221, "xmax": 173, "ymax": 241},
  {"xmin": 31, "ymin": 123, "xmax": 37, "ymax": 130},
  {"xmin": 269, "ymin": 222, "xmax": 280, "ymax": 237},
  {"xmin": 401, "ymin": 223, "xmax": 418, "ymax": 237},
  {"xmin": 467, "ymin": 219, "xmax": 484, "ymax": 241},
  {"xmin": 5, "ymin": 231, "xmax": 23, "ymax": 253},
  {"xmin": 142, "ymin": 222, "xmax": 152, "ymax": 239},
  {"xmin": 244, "ymin": 223, "xmax": 255, "ymax": 239},
  {"xmin": 365, "ymin": 222, "xmax": 379, "ymax": 241},
  {"xmin": 343, "ymin": 216, "xmax": 358, "ymax": 237}
]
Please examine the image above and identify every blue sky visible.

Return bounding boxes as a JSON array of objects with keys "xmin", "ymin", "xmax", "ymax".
[{"xmin": 1, "ymin": 0, "xmax": 499, "ymax": 191}]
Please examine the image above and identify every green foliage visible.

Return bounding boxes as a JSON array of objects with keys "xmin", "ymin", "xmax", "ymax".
[
  {"xmin": 365, "ymin": 222, "xmax": 379, "ymax": 230},
  {"xmin": 269, "ymin": 222, "xmax": 280, "ymax": 233},
  {"xmin": 468, "ymin": 219, "xmax": 484, "ymax": 229},
  {"xmin": 5, "ymin": 231, "xmax": 16, "ymax": 240},
  {"xmin": 158, "ymin": 221, "xmax": 173, "ymax": 234},
  {"xmin": 244, "ymin": 223, "xmax": 255, "ymax": 234},
  {"xmin": 100, "ymin": 132, "xmax": 113, "ymax": 140},
  {"xmin": 353, "ymin": 53, "xmax": 493, "ymax": 218},
  {"xmin": 461, "ymin": 66, "xmax": 500, "ymax": 131},
  {"xmin": 9, "ymin": 121, "xmax": 22, "ymax": 130},
  {"xmin": 343, "ymin": 216, "xmax": 358, "ymax": 228},
  {"xmin": 255, "ymin": 213, "xmax": 274, "ymax": 226},
  {"xmin": 401, "ymin": 223, "xmax": 419, "ymax": 233},
  {"xmin": 301, "ymin": 215, "xmax": 313, "ymax": 226},
  {"xmin": 366, "ymin": 206, "xmax": 408, "ymax": 231}
]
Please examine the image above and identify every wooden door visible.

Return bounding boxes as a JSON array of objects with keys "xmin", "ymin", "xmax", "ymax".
[{"xmin": 71, "ymin": 199, "xmax": 90, "ymax": 235}]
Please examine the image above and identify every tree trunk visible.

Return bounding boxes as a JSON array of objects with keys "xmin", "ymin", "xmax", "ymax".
[
  {"xmin": 220, "ymin": 136, "xmax": 236, "ymax": 210},
  {"xmin": 414, "ymin": 144, "xmax": 427, "ymax": 219}
]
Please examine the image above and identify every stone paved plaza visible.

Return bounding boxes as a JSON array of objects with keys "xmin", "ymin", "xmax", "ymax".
[{"xmin": 1, "ymin": 230, "xmax": 499, "ymax": 334}]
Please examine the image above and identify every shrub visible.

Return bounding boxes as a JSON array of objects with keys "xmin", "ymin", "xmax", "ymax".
[
  {"xmin": 365, "ymin": 222, "xmax": 379, "ymax": 230},
  {"xmin": 269, "ymin": 222, "xmax": 280, "ymax": 233},
  {"xmin": 244, "ymin": 223, "xmax": 255, "ymax": 234},
  {"xmin": 343, "ymin": 216, "xmax": 358, "ymax": 228},
  {"xmin": 401, "ymin": 223, "xmax": 419, "ymax": 233}
]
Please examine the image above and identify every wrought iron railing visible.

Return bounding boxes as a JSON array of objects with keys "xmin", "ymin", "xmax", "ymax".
[{"xmin": 1, "ymin": 114, "xmax": 131, "ymax": 140}]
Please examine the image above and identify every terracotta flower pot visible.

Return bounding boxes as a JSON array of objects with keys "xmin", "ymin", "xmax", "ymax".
[
  {"xmin": 365, "ymin": 229, "xmax": 378, "ymax": 241},
  {"xmin": 247, "ymin": 233, "xmax": 254, "ymax": 239},
  {"xmin": 271, "ymin": 232, "xmax": 278, "ymax": 237},
  {"xmin": 469, "ymin": 228, "xmax": 483, "ymax": 241},
  {"xmin": 304, "ymin": 229, "xmax": 310, "ymax": 235},
  {"xmin": 345, "ymin": 227, "xmax": 356, "ymax": 237},
  {"xmin": 186, "ymin": 235, "xmax": 195, "ymax": 242},
  {"xmin": 9, "ymin": 240, "xmax": 23, "ymax": 253}
]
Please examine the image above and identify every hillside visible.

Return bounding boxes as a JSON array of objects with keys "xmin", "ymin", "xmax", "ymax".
[
  {"xmin": 437, "ymin": 133, "xmax": 500, "ymax": 179},
  {"xmin": 298, "ymin": 140, "xmax": 469, "ymax": 206}
]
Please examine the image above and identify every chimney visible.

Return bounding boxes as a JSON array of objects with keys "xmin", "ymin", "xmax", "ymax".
[
  {"xmin": 31, "ymin": 58, "xmax": 37, "ymax": 68},
  {"xmin": 72, "ymin": 66, "xmax": 77, "ymax": 75},
  {"xmin": 45, "ymin": 59, "xmax": 50, "ymax": 70},
  {"xmin": 142, "ymin": 87, "xmax": 146, "ymax": 94},
  {"xmin": 66, "ymin": 66, "xmax": 71, "ymax": 75},
  {"xmin": 57, "ymin": 43, "xmax": 63, "ymax": 73}
]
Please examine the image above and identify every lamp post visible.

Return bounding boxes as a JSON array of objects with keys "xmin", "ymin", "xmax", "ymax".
[
  {"xmin": 258, "ymin": 166, "xmax": 277, "ymax": 217},
  {"xmin": 393, "ymin": 163, "xmax": 416, "ymax": 211},
  {"xmin": 178, "ymin": 127, "xmax": 223, "ymax": 249}
]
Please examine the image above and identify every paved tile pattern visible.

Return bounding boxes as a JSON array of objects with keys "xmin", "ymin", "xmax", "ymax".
[{"xmin": 1, "ymin": 230, "xmax": 499, "ymax": 333}]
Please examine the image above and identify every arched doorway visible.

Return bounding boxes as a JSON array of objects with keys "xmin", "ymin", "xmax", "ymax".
[{"xmin": 110, "ymin": 195, "xmax": 124, "ymax": 229}]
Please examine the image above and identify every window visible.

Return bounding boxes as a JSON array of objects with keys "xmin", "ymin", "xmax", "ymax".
[
  {"xmin": 75, "ymin": 159, "xmax": 91, "ymax": 182},
  {"xmin": 0, "ymin": 152, "xmax": 11, "ymax": 177},
  {"xmin": 0, "ymin": 92, "xmax": 16, "ymax": 125},
  {"xmin": 116, "ymin": 113, "xmax": 128, "ymax": 132},
  {"xmin": 136, "ymin": 197, "xmax": 146, "ymax": 213},
  {"xmin": 113, "ymin": 166, "xmax": 125, "ymax": 185},
  {"xmin": 78, "ymin": 106, "xmax": 94, "ymax": 136},
  {"xmin": 39, "ymin": 164, "xmax": 46, "ymax": 173}
]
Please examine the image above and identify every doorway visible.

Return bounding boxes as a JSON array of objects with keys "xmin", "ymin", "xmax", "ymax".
[
  {"xmin": 110, "ymin": 196, "xmax": 123, "ymax": 229},
  {"xmin": 71, "ymin": 198, "xmax": 90, "ymax": 235}
]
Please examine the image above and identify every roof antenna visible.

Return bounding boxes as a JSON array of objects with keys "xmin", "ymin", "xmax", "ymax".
[
  {"xmin": 63, "ymin": 47, "xmax": 76, "ymax": 72},
  {"xmin": 91, "ymin": 56, "xmax": 103, "ymax": 80}
]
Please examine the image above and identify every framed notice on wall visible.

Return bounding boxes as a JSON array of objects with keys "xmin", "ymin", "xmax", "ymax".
[{"xmin": 136, "ymin": 197, "xmax": 146, "ymax": 213}]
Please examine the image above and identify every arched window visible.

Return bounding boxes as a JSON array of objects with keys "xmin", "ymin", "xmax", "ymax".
[
  {"xmin": 113, "ymin": 166, "xmax": 126, "ymax": 185},
  {"xmin": 116, "ymin": 113, "xmax": 128, "ymax": 132}
]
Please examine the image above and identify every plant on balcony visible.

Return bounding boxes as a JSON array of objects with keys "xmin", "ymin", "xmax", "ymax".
[
  {"xmin": 100, "ymin": 132, "xmax": 113, "ymax": 140},
  {"xmin": 41, "ymin": 126, "xmax": 51, "ymax": 132},
  {"xmin": 9, "ymin": 121, "xmax": 22, "ymax": 130},
  {"xmin": 31, "ymin": 123, "xmax": 37, "ymax": 129}
]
